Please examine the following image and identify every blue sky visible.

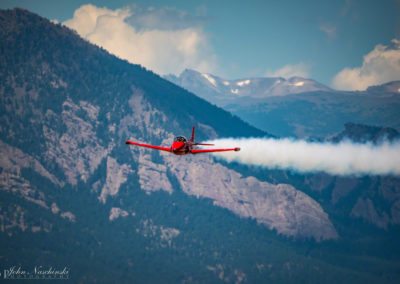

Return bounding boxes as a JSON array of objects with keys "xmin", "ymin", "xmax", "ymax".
[{"xmin": 1, "ymin": 0, "xmax": 399, "ymax": 89}]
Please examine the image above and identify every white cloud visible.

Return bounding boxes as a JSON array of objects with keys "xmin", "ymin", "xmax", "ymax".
[
  {"xmin": 332, "ymin": 39, "xmax": 400, "ymax": 91},
  {"xmin": 63, "ymin": 4, "xmax": 217, "ymax": 75},
  {"xmin": 319, "ymin": 23, "xmax": 337, "ymax": 39},
  {"xmin": 265, "ymin": 62, "xmax": 310, "ymax": 79}
]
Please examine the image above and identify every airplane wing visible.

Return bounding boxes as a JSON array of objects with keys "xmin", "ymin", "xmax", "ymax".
[
  {"xmin": 125, "ymin": 140, "xmax": 172, "ymax": 152},
  {"xmin": 191, "ymin": 147, "xmax": 240, "ymax": 154}
]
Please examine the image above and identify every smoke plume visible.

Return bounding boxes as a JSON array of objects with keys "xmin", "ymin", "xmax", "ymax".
[{"xmin": 206, "ymin": 138, "xmax": 400, "ymax": 176}]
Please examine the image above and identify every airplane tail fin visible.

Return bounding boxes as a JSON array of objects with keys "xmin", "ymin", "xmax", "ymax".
[
  {"xmin": 191, "ymin": 126, "xmax": 214, "ymax": 146},
  {"xmin": 190, "ymin": 126, "xmax": 195, "ymax": 142}
]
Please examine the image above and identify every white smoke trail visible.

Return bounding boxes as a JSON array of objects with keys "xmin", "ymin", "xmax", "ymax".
[{"xmin": 206, "ymin": 138, "xmax": 400, "ymax": 176}]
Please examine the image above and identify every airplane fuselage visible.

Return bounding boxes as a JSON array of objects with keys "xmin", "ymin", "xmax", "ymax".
[{"xmin": 171, "ymin": 140, "xmax": 194, "ymax": 155}]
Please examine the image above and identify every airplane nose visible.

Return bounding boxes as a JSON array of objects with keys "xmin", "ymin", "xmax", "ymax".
[{"xmin": 172, "ymin": 141, "xmax": 184, "ymax": 153}]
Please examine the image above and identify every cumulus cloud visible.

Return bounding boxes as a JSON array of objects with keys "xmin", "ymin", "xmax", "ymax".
[
  {"xmin": 206, "ymin": 138, "xmax": 400, "ymax": 176},
  {"xmin": 332, "ymin": 39, "xmax": 400, "ymax": 90},
  {"xmin": 265, "ymin": 62, "xmax": 310, "ymax": 79},
  {"xmin": 63, "ymin": 4, "xmax": 217, "ymax": 75}
]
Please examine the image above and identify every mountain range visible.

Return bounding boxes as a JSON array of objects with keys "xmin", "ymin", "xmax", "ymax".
[
  {"xmin": 1, "ymin": 8, "xmax": 400, "ymax": 283},
  {"xmin": 165, "ymin": 69, "xmax": 400, "ymax": 138},
  {"xmin": 165, "ymin": 69, "xmax": 332, "ymax": 103}
]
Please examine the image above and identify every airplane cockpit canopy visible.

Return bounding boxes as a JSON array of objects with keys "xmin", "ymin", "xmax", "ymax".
[{"xmin": 174, "ymin": 136, "xmax": 187, "ymax": 142}]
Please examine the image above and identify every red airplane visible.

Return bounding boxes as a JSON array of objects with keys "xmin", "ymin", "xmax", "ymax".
[{"xmin": 126, "ymin": 126, "xmax": 240, "ymax": 155}]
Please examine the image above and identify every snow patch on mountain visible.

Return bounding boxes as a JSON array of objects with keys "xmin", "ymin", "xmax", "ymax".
[
  {"xmin": 293, "ymin": 81, "xmax": 305, "ymax": 87},
  {"xmin": 237, "ymin": 80, "xmax": 251, "ymax": 87},
  {"xmin": 202, "ymin": 73, "xmax": 217, "ymax": 87}
]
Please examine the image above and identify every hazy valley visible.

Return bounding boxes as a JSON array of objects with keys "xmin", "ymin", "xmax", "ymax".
[{"xmin": 166, "ymin": 69, "xmax": 400, "ymax": 138}]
